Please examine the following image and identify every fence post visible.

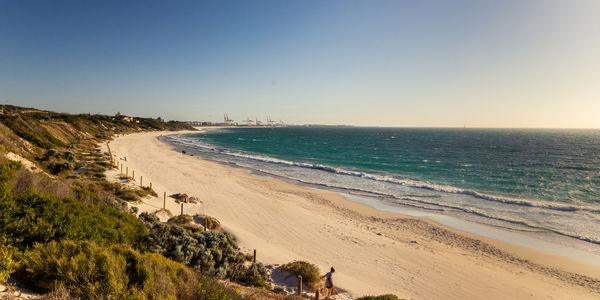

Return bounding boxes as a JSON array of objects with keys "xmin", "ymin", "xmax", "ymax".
[
  {"xmin": 106, "ymin": 142, "xmax": 114, "ymax": 165},
  {"xmin": 121, "ymin": 164, "xmax": 123, "ymax": 175},
  {"xmin": 140, "ymin": 176, "xmax": 143, "ymax": 186},
  {"xmin": 163, "ymin": 192, "xmax": 166, "ymax": 209},
  {"xmin": 150, "ymin": 182, "xmax": 152, "ymax": 190},
  {"xmin": 297, "ymin": 275, "xmax": 302, "ymax": 296},
  {"xmin": 180, "ymin": 203, "xmax": 183, "ymax": 215},
  {"xmin": 132, "ymin": 170, "xmax": 135, "ymax": 180},
  {"xmin": 253, "ymin": 249, "xmax": 256, "ymax": 263},
  {"xmin": 204, "ymin": 218, "xmax": 208, "ymax": 231},
  {"xmin": 126, "ymin": 167, "xmax": 128, "ymax": 177}
]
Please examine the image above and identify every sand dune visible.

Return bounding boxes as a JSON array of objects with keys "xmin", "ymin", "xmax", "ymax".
[{"xmin": 106, "ymin": 131, "xmax": 600, "ymax": 299}]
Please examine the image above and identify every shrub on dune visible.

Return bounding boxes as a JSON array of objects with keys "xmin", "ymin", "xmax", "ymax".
[
  {"xmin": 0, "ymin": 236, "xmax": 18, "ymax": 283},
  {"xmin": 139, "ymin": 212, "xmax": 269, "ymax": 288},
  {"xmin": 280, "ymin": 261, "xmax": 321, "ymax": 290},
  {"xmin": 17, "ymin": 240, "xmax": 242, "ymax": 299},
  {"xmin": 0, "ymin": 190, "xmax": 148, "ymax": 250}
]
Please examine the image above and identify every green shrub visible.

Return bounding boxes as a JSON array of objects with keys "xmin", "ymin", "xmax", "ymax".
[
  {"xmin": 44, "ymin": 149, "xmax": 61, "ymax": 160},
  {"xmin": 357, "ymin": 295, "xmax": 403, "ymax": 300},
  {"xmin": 0, "ymin": 235, "xmax": 19, "ymax": 283},
  {"xmin": 17, "ymin": 240, "xmax": 241, "ymax": 299},
  {"xmin": 280, "ymin": 261, "xmax": 321, "ymax": 290},
  {"xmin": 169, "ymin": 214, "xmax": 194, "ymax": 225},
  {"xmin": 86, "ymin": 163, "xmax": 106, "ymax": 173},
  {"xmin": 139, "ymin": 212, "xmax": 250, "ymax": 281},
  {"xmin": 48, "ymin": 160, "xmax": 74, "ymax": 174},
  {"xmin": 0, "ymin": 159, "xmax": 21, "ymax": 197},
  {"xmin": 118, "ymin": 189, "xmax": 141, "ymax": 202},
  {"xmin": 240, "ymin": 263, "xmax": 270, "ymax": 289},
  {"xmin": 0, "ymin": 190, "xmax": 148, "ymax": 250}
]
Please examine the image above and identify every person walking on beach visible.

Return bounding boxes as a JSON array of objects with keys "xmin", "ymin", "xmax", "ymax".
[{"xmin": 322, "ymin": 267, "xmax": 335, "ymax": 298}]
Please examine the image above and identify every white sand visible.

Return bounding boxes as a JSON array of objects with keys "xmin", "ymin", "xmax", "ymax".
[{"xmin": 107, "ymin": 131, "xmax": 600, "ymax": 299}]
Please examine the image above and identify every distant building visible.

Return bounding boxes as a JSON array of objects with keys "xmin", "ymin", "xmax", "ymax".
[{"xmin": 113, "ymin": 113, "xmax": 135, "ymax": 122}]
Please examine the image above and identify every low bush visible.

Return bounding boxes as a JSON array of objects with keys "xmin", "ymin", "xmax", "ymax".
[
  {"xmin": 168, "ymin": 214, "xmax": 194, "ymax": 225},
  {"xmin": 0, "ymin": 235, "xmax": 19, "ymax": 283},
  {"xmin": 240, "ymin": 263, "xmax": 270, "ymax": 289},
  {"xmin": 140, "ymin": 185, "xmax": 158, "ymax": 197},
  {"xmin": 118, "ymin": 189, "xmax": 141, "ymax": 202},
  {"xmin": 48, "ymin": 160, "xmax": 74, "ymax": 174},
  {"xmin": 96, "ymin": 161, "xmax": 112, "ymax": 168},
  {"xmin": 139, "ymin": 212, "xmax": 268, "ymax": 288},
  {"xmin": 140, "ymin": 212, "xmax": 246, "ymax": 279},
  {"xmin": 0, "ymin": 190, "xmax": 148, "ymax": 250},
  {"xmin": 43, "ymin": 149, "xmax": 61, "ymax": 160},
  {"xmin": 280, "ymin": 261, "xmax": 321, "ymax": 290},
  {"xmin": 17, "ymin": 240, "xmax": 242, "ymax": 299},
  {"xmin": 195, "ymin": 214, "xmax": 222, "ymax": 231},
  {"xmin": 86, "ymin": 163, "xmax": 106, "ymax": 173}
]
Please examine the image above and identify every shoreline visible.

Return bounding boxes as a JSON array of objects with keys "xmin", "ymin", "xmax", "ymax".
[
  {"xmin": 108, "ymin": 130, "xmax": 600, "ymax": 299},
  {"xmin": 164, "ymin": 129, "xmax": 600, "ymax": 262}
]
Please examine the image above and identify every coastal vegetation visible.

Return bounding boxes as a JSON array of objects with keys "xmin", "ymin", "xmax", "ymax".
[
  {"xmin": 140, "ymin": 212, "xmax": 269, "ymax": 288},
  {"xmin": 16, "ymin": 240, "xmax": 241, "ymax": 299},
  {"xmin": 280, "ymin": 261, "xmax": 321, "ymax": 290}
]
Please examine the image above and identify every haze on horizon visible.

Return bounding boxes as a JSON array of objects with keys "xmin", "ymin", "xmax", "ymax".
[{"xmin": 1, "ymin": 0, "xmax": 599, "ymax": 128}]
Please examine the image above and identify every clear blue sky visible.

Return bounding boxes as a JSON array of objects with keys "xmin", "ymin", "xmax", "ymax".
[{"xmin": 1, "ymin": 0, "xmax": 599, "ymax": 127}]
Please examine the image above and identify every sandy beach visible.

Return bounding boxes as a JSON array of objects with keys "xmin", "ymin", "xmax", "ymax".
[{"xmin": 107, "ymin": 130, "xmax": 600, "ymax": 299}]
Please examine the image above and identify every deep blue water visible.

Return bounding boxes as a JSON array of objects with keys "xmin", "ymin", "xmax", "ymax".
[{"xmin": 166, "ymin": 127, "xmax": 600, "ymax": 244}]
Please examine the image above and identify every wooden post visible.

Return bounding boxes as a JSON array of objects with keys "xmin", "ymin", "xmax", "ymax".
[
  {"xmin": 132, "ymin": 170, "xmax": 135, "ymax": 180},
  {"xmin": 106, "ymin": 142, "xmax": 114, "ymax": 165},
  {"xmin": 204, "ymin": 218, "xmax": 208, "ymax": 231},
  {"xmin": 180, "ymin": 203, "xmax": 183, "ymax": 215},
  {"xmin": 150, "ymin": 182, "xmax": 152, "ymax": 190},
  {"xmin": 253, "ymin": 249, "xmax": 256, "ymax": 263},
  {"xmin": 140, "ymin": 176, "xmax": 143, "ymax": 186},
  {"xmin": 126, "ymin": 167, "xmax": 128, "ymax": 176},
  {"xmin": 315, "ymin": 289, "xmax": 319, "ymax": 300},
  {"xmin": 163, "ymin": 192, "xmax": 166, "ymax": 209},
  {"xmin": 297, "ymin": 275, "xmax": 302, "ymax": 296},
  {"xmin": 121, "ymin": 164, "xmax": 123, "ymax": 175}
]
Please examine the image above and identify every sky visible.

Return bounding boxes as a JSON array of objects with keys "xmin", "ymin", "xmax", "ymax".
[{"xmin": 1, "ymin": 0, "xmax": 599, "ymax": 128}]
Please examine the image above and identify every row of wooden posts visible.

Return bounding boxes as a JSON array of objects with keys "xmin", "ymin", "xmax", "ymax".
[{"xmin": 111, "ymin": 148, "xmax": 314, "ymax": 299}]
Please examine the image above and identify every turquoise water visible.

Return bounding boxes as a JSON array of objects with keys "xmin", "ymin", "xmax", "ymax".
[{"xmin": 165, "ymin": 127, "xmax": 600, "ymax": 245}]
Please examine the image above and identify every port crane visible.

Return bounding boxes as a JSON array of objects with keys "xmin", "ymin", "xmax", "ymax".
[{"xmin": 223, "ymin": 113, "xmax": 234, "ymax": 124}]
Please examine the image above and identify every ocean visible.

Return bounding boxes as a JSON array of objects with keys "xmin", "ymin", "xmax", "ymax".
[{"xmin": 164, "ymin": 127, "xmax": 600, "ymax": 250}]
